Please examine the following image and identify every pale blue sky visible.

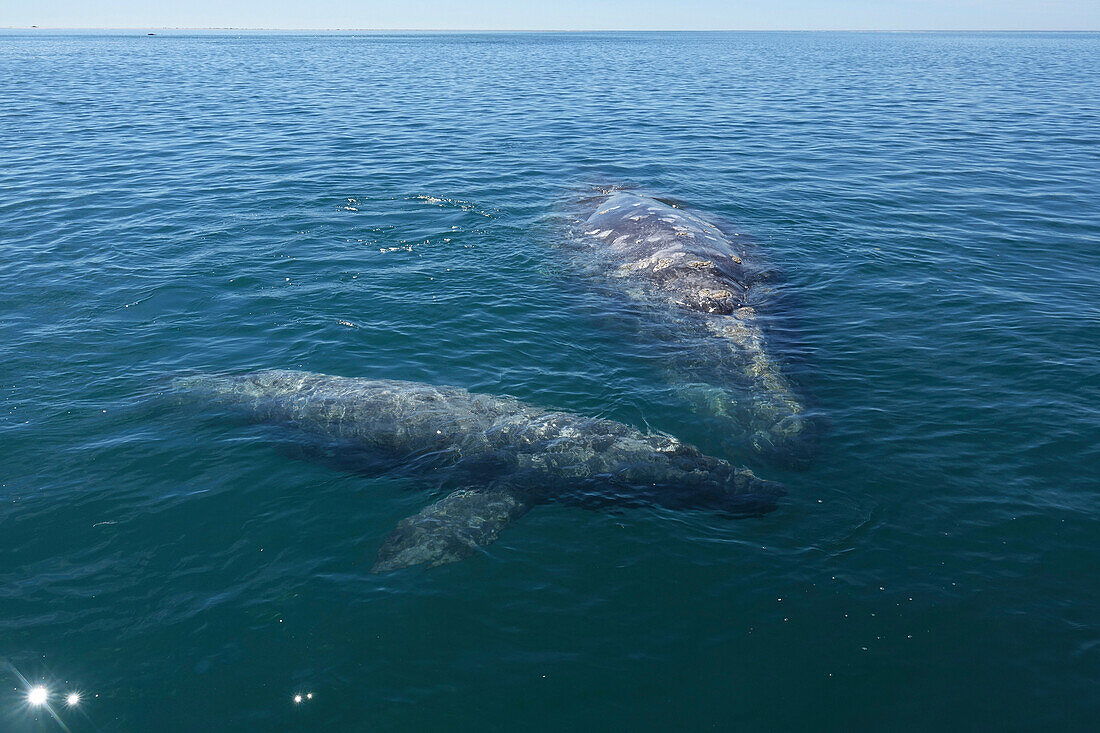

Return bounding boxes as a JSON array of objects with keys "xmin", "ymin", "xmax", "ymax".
[{"xmin": 6, "ymin": 1, "xmax": 1099, "ymax": 30}]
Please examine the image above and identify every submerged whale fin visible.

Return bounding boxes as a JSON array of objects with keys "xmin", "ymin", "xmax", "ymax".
[
  {"xmin": 371, "ymin": 488, "xmax": 533, "ymax": 573},
  {"xmin": 675, "ymin": 382, "xmax": 815, "ymax": 467}
]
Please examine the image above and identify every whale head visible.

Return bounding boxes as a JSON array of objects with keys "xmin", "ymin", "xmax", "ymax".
[
  {"xmin": 708, "ymin": 467, "xmax": 786, "ymax": 516},
  {"xmin": 611, "ymin": 447, "xmax": 786, "ymax": 517}
]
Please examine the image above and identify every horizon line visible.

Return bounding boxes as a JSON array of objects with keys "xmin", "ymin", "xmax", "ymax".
[{"xmin": 3, "ymin": 27, "xmax": 1098, "ymax": 33}]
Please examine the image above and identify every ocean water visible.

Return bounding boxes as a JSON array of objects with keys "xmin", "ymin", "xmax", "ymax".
[{"xmin": 1, "ymin": 30, "xmax": 1098, "ymax": 731}]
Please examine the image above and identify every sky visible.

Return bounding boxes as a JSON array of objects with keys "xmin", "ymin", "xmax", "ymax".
[{"xmin": 5, "ymin": 0, "xmax": 1099, "ymax": 31}]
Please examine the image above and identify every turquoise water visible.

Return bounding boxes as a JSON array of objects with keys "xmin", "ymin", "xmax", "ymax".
[{"xmin": 2, "ymin": 30, "xmax": 1098, "ymax": 731}]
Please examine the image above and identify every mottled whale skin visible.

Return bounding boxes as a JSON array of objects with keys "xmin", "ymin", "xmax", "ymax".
[
  {"xmin": 583, "ymin": 192, "xmax": 811, "ymax": 461},
  {"xmin": 175, "ymin": 370, "xmax": 783, "ymax": 572}
]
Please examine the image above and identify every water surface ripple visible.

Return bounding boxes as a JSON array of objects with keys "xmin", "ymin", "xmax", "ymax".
[{"xmin": 1, "ymin": 31, "xmax": 1098, "ymax": 731}]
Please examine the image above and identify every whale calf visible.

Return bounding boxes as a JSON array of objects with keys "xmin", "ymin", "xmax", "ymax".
[
  {"xmin": 175, "ymin": 370, "xmax": 783, "ymax": 572},
  {"xmin": 581, "ymin": 192, "xmax": 813, "ymax": 462}
]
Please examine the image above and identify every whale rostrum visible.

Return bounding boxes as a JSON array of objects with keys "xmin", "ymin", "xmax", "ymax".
[
  {"xmin": 582, "ymin": 192, "xmax": 813, "ymax": 461},
  {"xmin": 174, "ymin": 370, "xmax": 783, "ymax": 572}
]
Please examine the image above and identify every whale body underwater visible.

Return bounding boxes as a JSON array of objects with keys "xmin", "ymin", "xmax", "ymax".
[
  {"xmin": 580, "ymin": 192, "xmax": 813, "ymax": 461},
  {"xmin": 175, "ymin": 370, "xmax": 783, "ymax": 572}
]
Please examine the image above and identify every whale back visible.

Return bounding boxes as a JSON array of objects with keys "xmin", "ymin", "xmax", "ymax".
[
  {"xmin": 175, "ymin": 370, "xmax": 780, "ymax": 508},
  {"xmin": 585, "ymin": 192, "xmax": 751, "ymax": 315},
  {"xmin": 176, "ymin": 370, "xmax": 518, "ymax": 457}
]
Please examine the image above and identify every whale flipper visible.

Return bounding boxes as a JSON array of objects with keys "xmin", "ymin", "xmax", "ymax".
[{"xmin": 371, "ymin": 488, "xmax": 534, "ymax": 573}]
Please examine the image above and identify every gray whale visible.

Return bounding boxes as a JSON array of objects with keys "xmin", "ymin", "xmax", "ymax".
[
  {"xmin": 582, "ymin": 192, "xmax": 812, "ymax": 461},
  {"xmin": 175, "ymin": 370, "xmax": 783, "ymax": 572}
]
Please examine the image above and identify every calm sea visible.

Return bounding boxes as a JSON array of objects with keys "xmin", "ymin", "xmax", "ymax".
[{"xmin": 1, "ymin": 31, "xmax": 1098, "ymax": 731}]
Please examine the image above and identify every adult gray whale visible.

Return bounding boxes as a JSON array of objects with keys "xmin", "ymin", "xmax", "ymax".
[
  {"xmin": 174, "ymin": 370, "xmax": 783, "ymax": 572},
  {"xmin": 580, "ymin": 191, "xmax": 812, "ymax": 462}
]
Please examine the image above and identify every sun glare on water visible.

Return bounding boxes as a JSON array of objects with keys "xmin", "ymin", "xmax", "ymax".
[{"xmin": 27, "ymin": 686, "xmax": 48, "ymax": 706}]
